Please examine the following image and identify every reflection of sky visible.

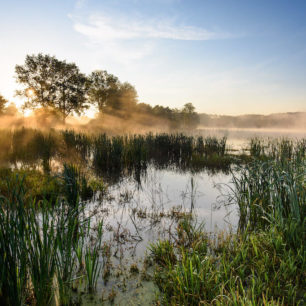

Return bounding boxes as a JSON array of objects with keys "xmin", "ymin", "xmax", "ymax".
[
  {"xmin": 87, "ymin": 166, "xmax": 238, "ymax": 258},
  {"xmin": 83, "ymin": 167, "xmax": 238, "ymax": 303}
]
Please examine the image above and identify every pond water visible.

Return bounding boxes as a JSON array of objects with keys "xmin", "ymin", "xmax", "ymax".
[
  {"xmin": 5, "ymin": 127, "xmax": 304, "ymax": 304},
  {"xmin": 80, "ymin": 165, "xmax": 237, "ymax": 304},
  {"xmin": 198, "ymin": 127, "xmax": 306, "ymax": 151},
  {"xmin": 77, "ymin": 128, "xmax": 306, "ymax": 304}
]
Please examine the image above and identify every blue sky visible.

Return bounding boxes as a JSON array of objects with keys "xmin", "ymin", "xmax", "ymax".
[{"xmin": 0, "ymin": 0, "xmax": 306, "ymax": 115}]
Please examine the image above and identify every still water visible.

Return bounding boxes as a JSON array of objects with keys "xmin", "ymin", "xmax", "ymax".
[
  {"xmin": 80, "ymin": 165, "xmax": 237, "ymax": 304},
  {"xmin": 75, "ymin": 128, "xmax": 306, "ymax": 304}
]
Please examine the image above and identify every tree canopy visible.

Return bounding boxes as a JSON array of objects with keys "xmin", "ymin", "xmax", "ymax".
[
  {"xmin": 0, "ymin": 94, "xmax": 8, "ymax": 114},
  {"xmin": 15, "ymin": 54, "xmax": 89, "ymax": 120},
  {"xmin": 13, "ymin": 53, "xmax": 199, "ymax": 129},
  {"xmin": 181, "ymin": 103, "xmax": 200, "ymax": 128},
  {"xmin": 88, "ymin": 70, "xmax": 137, "ymax": 114}
]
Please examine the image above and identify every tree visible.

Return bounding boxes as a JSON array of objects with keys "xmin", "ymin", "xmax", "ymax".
[
  {"xmin": 0, "ymin": 94, "xmax": 8, "ymax": 114},
  {"xmin": 87, "ymin": 70, "xmax": 120, "ymax": 112},
  {"xmin": 88, "ymin": 70, "xmax": 138, "ymax": 114},
  {"xmin": 181, "ymin": 103, "xmax": 199, "ymax": 129},
  {"xmin": 15, "ymin": 54, "xmax": 89, "ymax": 121},
  {"xmin": 117, "ymin": 82, "xmax": 137, "ymax": 111}
]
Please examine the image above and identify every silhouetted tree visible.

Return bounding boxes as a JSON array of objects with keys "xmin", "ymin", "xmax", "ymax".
[
  {"xmin": 181, "ymin": 103, "xmax": 199, "ymax": 128},
  {"xmin": 15, "ymin": 54, "xmax": 89, "ymax": 121},
  {"xmin": 88, "ymin": 70, "xmax": 137, "ymax": 114},
  {"xmin": 88, "ymin": 70, "xmax": 120, "ymax": 112},
  {"xmin": 117, "ymin": 82, "xmax": 137, "ymax": 111},
  {"xmin": 0, "ymin": 94, "xmax": 7, "ymax": 114}
]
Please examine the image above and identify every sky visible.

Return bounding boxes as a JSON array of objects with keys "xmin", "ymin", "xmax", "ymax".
[{"xmin": 0, "ymin": 0, "xmax": 306, "ymax": 115}]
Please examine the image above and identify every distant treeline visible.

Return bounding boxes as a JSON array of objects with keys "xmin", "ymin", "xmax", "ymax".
[
  {"xmin": 0, "ymin": 53, "xmax": 199, "ymax": 130},
  {"xmin": 199, "ymin": 112, "xmax": 306, "ymax": 129}
]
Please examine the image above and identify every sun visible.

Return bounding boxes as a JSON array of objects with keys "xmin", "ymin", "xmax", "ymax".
[{"xmin": 26, "ymin": 88, "xmax": 35, "ymax": 98}]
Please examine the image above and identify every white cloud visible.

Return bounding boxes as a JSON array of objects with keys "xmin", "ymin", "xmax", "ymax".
[
  {"xmin": 73, "ymin": 13, "xmax": 228, "ymax": 42},
  {"xmin": 70, "ymin": 13, "xmax": 230, "ymax": 64}
]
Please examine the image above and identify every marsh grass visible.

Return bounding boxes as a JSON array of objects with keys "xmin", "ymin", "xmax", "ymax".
[
  {"xmin": 250, "ymin": 137, "xmax": 306, "ymax": 161},
  {"xmin": 0, "ymin": 129, "xmax": 305, "ymax": 305},
  {"xmin": 0, "ymin": 166, "xmax": 104, "ymax": 305},
  {"xmin": 231, "ymin": 149, "xmax": 305, "ymax": 233},
  {"xmin": 151, "ymin": 221, "xmax": 305, "ymax": 305},
  {"xmin": 150, "ymin": 141, "xmax": 305, "ymax": 305},
  {"xmin": 84, "ymin": 221, "xmax": 103, "ymax": 292},
  {"xmin": 0, "ymin": 128, "xmax": 233, "ymax": 182}
]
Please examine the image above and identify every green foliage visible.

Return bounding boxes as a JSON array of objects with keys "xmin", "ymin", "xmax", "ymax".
[
  {"xmin": 151, "ymin": 223, "xmax": 305, "ymax": 305},
  {"xmin": 0, "ymin": 94, "xmax": 8, "ymax": 114},
  {"xmin": 249, "ymin": 137, "xmax": 306, "ymax": 161},
  {"xmin": 84, "ymin": 221, "xmax": 103, "ymax": 292},
  {"xmin": 0, "ymin": 172, "xmax": 104, "ymax": 305},
  {"xmin": 0, "ymin": 128, "xmax": 233, "ymax": 182},
  {"xmin": 150, "ymin": 240, "xmax": 177, "ymax": 267},
  {"xmin": 0, "ymin": 176, "xmax": 29, "ymax": 305},
  {"xmin": 135, "ymin": 102, "xmax": 200, "ymax": 129},
  {"xmin": 0, "ymin": 168, "xmax": 61, "ymax": 203},
  {"xmin": 15, "ymin": 53, "xmax": 89, "ymax": 120},
  {"xmin": 26, "ymin": 201, "xmax": 58, "ymax": 305},
  {"xmin": 88, "ymin": 70, "xmax": 137, "ymax": 114},
  {"xmin": 231, "ymin": 149, "xmax": 305, "ymax": 232},
  {"xmin": 150, "ymin": 144, "xmax": 305, "ymax": 305},
  {"xmin": 10, "ymin": 128, "xmax": 58, "ymax": 173}
]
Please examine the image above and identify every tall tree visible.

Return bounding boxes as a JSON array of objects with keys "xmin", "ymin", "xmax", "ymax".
[
  {"xmin": 0, "ymin": 94, "xmax": 8, "ymax": 114},
  {"xmin": 15, "ymin": 54, "xmax": 89, "ymax": 121},
  {"xmin": 117, "ymin": 82, "xmax": 138, "ymax": 111},
  {"xmin": 88, "ymin": 70, "xmax": 137, "ymax": 114},
  {"xmin": 87, "ymin": 70, "xmax": 120, "ymax": 112},
  {"xmin": 181, "ymin": 103, "xmax": 199, "ymax": 128}
]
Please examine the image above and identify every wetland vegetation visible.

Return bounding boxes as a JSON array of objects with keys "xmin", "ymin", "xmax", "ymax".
[
  {"xmin": 0, "ymin": 53, "xmax": 305, "ymax": 305},
  {"xmin": 0, "ymin": 127, "xmax": 305, "ymax": 305}
]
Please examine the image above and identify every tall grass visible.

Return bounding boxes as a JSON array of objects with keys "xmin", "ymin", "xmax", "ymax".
[
  {"xmin": 150, "ymin": 141, "xmax": 305, "ymax": 305},
  {"xmin": 250, "ymin": 137, "xmax": 306, "ymax": 161},
  {"xmin": 26, "ymin": 201, "xmax": 58, "ymax": 305},
  {"xmin": 0, "ymin": 176, "xmax": 28, "ymax": 305},
  {"xmin": 0, "ymin": 166, "xmax": 104, "ymax": 305},
  {"xmin": 10, "ymin": 128, "xmax": 57, "ymax": 173},
  {"xmin": 0, "ymin": 128, "xmax": 231, "ymax": 180},
  {"xmin": 232, "ymin": 147, "xmax": 305, "ymax": 233},
  {"xmin": 84, "ymin": 221, "xmax": 103, "ymax": 292}
]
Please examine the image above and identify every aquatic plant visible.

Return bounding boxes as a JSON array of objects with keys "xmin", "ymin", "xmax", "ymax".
[
  {"xmin": 150, "ymin": 142, "xmax": 305, "ymax": 305},
  {"xmin": 0, "ymin": 169, "xmax": 104, "ymax": 305},
  {"xmin": 0, "ymin": 176, "xmax": 29, "ymax": 305},
  {"xmin": 84, "ymin": 221, "xmax": 103, "ymax": 292}
]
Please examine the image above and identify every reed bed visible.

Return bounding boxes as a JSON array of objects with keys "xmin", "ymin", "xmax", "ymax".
[
  {"xmin": 0, "ymin": 128, "xmax": 231, "ymax": 180},
  {"xmin": 250, "ymin": 137, "xmax": 306, "ymax": 161},
  {"xmin": 231, "ymin": 157, "xmax": 305, "ymax": 233},
  {"xmin": 150, "ymin": 141, "xmax": 305, "ymax": 305},
  {"xmin": 0, "ymin": 130, "xmax": 305, "ymax": 304},
  {"xmin": 0, "ymin": 165, "xmax": 104, "ymax": 305}
]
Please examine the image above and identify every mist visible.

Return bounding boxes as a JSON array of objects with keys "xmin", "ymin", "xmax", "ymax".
[
  {"xmin": 199, "ymin": 112, "xmax": 306, "ymax": 131},
  {"xmin": 0, "ymin": 104, "xmax": 175, "ymax": 134}
]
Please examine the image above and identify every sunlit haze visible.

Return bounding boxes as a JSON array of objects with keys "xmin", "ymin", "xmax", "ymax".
[{"xmin": 1, "ymin": 0, "xmax": 306, "ymax": 116}]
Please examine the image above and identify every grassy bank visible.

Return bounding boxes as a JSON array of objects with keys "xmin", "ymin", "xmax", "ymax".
[{"xmin": 150, "ymin": 144, "xmax": 305, "ymax": 305}]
